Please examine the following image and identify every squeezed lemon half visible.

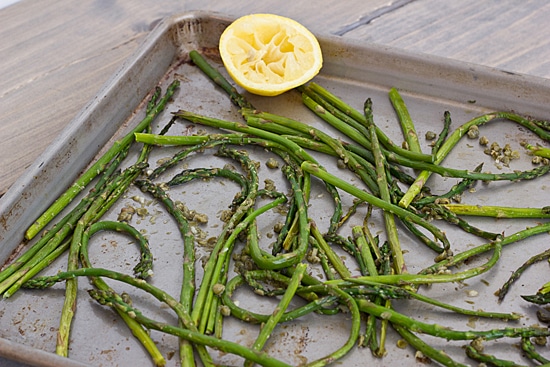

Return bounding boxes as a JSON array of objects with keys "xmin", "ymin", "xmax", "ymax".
[{"xmin": 219, "ymin": 13, "xmax": 323, "ymax": 96}]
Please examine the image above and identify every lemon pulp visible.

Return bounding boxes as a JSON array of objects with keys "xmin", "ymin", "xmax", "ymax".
[{"xmin": 219, "ymin": 14, "xmax": 323, "ymax": 96}]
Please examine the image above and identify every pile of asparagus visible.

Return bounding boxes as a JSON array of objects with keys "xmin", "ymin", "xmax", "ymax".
[{"xmin": 1, "ymin": 49, "xmax": 550, "ymax": 366}]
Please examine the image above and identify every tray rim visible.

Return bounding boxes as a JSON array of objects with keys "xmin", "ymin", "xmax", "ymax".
[{"xmin": 1, "ymin": 9, "xmax": 550, "ymax": 367}]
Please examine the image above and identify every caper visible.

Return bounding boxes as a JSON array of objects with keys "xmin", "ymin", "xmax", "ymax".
[
  {"xmin": 479, "ymin": 136, "xmax": 489, "ymax": 146},
  {"xmin": 467, "ymin": 125, "xmax": 479, "ymax": 139},
  {"xmin": 265, "ymin": 158, "xmax": 279, "ymax": 169},
  {"xmin": 425, "ymin": 131, "xmax": 437, "ymax": 140}
]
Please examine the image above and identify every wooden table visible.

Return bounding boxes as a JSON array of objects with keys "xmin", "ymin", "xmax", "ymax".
[{"xmin": 1, "ymin": 1, "xmax": 549, "ymax": 366}]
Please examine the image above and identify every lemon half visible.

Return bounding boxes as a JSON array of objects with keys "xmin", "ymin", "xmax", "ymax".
[{"xmin": 219, "ymin": 13, "xmax": 323, "ymax": 96}]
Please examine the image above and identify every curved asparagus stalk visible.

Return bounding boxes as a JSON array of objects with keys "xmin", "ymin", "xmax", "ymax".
[
  {"xmin": 79, "ymin": 221, "xmax": 162, "ymax": 366},
  {"xmin": 88, "ymin": 288, "xmax": 291, "ymax": 367},
  {"xmin": 133, "ymin": 179, "xmax": 197, "ymax": 365},
  {"xmin": 496, "ymin": 248, "xmax": 550, "ymax": 303},
  {"xmin": 521, "ymin": 337, "xmax": 550, "ymax": 364},
  {"xmin": 24, "ymin": 267, "xmax": 215, "ymax": 366}
]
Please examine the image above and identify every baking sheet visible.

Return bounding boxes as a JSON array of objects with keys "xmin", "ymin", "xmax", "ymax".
[{"xmin": 1, "ymin": 10, "xmax": 550, "ymax": 367}]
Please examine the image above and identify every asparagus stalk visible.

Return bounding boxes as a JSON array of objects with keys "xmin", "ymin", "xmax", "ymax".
[
  {"xmin": 189, "ymin": 50, "xmax": 254, "ymax": 110},
  {"xmin": 79, "ymin": 221, "xmax": 163, "ymax": 366},
  {"xmin": 25, "ymin": 80, "xmax": 180, "ymax": 240},
  {"xmin": 392, "ymin": 325, "xmax": 467, "ymax": 367},
  {"xmin": 356, "ymin": 297, "xmax": 549, "ymax": 341},
  {"xmin": 88, "ymin": 290, "xmax": 291, "ymax": 367},
  {"xmin": 424, "ymin": 204, "xmax": 500, "ymax": 241},
  {"xmin": 311, "ymin": 223, "xmax": 350, "ymax": 278},
  {"xmin": 388, "ymin": 87, "xmax": 422, "ymax": 154},
  {"xmin": 431, "ymin": 110, "xmax": 452, "ymax": 155},
  {"xmin": 301, "ymin": 161, "xmax": 450, "ymax": 251},
  {"xmin": 413, "ymin": 163, "xmax": 482, "ymax": 206},
  {"xmin": 347, "ymin": 138, "xmax": 550, "ymax": 183},
  {"xmin": 244, "ymin": 263, "xmax": 307, "ymax": 367},
  {"xmin": 496, "ymin": 248, "xmax": 550, "ymax": 303},
  {"xmin": 364, "ymin": 98, "xmax": 406, "ymax": 274},
  {"xmin": 305, "ymin": 285, "xmax": 361, "ymax": 367},
  {"xmin": 24, "ymin": 267, "xmax": 215, "ymax": 366},
  {"xmin": 465, "ymin": 344, "xmax": 526, "ymax": 367},
  {"xmin": 399, "ymin": 110, "xmax": 550, "ymax": 208},
  {"xmin": 134, "ymin": 179, "xmax": 196, "ymax": 365},
  {"xmin": 443, "ymin": 203, "xmax": 550, "ymax": 218},
  {"xmin": 521, "ymin": 337, "xmax": 550, "ymax": 364}
]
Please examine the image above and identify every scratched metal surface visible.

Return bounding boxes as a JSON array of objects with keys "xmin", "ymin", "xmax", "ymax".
[{"xmin": 1, "ymin": 11, "xmax": 549, "ymax": 366}]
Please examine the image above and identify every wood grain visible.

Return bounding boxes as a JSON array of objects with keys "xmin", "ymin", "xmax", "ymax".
[{"xmin": 342, "ymin": 0, "xmax": 550, "ymax": 78}]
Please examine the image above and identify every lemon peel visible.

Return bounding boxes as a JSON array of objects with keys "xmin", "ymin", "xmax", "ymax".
[{"xmin": 219, "ymin": 13, "xmax": 323, "ymax": 96}]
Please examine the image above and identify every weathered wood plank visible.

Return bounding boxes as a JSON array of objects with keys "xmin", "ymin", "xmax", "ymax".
[{"xmin": 342, "ymin": 0, "xmax": 550, "ymax": 78}]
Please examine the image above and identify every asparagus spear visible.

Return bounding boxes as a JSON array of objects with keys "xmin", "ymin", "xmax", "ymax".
[
  {"xmin": 134, "ymin": 179, "xmax": 197, "ymax": 365},
  {"xmin": 25, "ymin": 81, "xmax": 180, "ymax": 240},
  {"xmin": 388, "ymin": 87, "xmax": 423, "ymax": 155},
  {"xmin": 364, "ymin": 97, "xmax": 406, "ymax": 274},
  {"xmin": 400, "ymin": 110, "xmax": 550, "ymax": 208},
  {"xmin": 188, "ymin": 50, "xmax": 253, "ymax": 110},
  {"xmin": 79, "ymin": 221, "xmax": 162, "ymax": 366},
  {"xmin": 443, "ymin": 203, "xmax": 550, "ymax": 218},
  {"xmin": 243, "ymin": 263, "xmax": 307, "ymax": 367},
  {"xmin": 301, "ymin": 161, "xmax": 450, "ymax": 251},
  {"xmin": 24, "ymin": 267, "xmax": 215, "ymax": 366},
  {"xmin": 496, "ymin": 248, "xmax": 550, "ymax": 303},
  {"xmin": 88, "ymin": 288, "xmax": 290, "ymax": 367}
]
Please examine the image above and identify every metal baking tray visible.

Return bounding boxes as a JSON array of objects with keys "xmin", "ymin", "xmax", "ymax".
[{"xmin": 1, "ymin": 10, "xmax": 550, "ymax": 367}]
